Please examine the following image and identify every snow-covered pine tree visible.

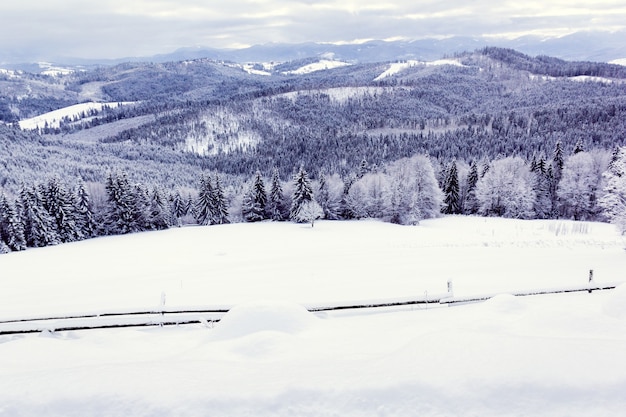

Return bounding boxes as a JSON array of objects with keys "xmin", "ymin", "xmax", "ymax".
[
  {"xmin": 194, "ymin": 174, "xmax": 216, "ymax": 226},
  {"xmin": 75, "ymin": 179, "xmax": 97, "ymax": 238},
  {"xmin": 532, "ymin": 157, "xmax": 552, "ymax": 219},
  {"xmin": 43, "ymin": 176, "xmax": 83, "ymax": 243},
  {"xmin": 247, "ymin": 171, "xmax": 268, "ymax": 222},
  {"xmin": 103, "ymin": 172, "xmax": 143, "ymax": 235},
  {"xmin": 340, "ymin": 173, "xmax": 357, "ymax": 220},
  {"xmin": 170, "ymin": 191, "xmax": 188, "ymax": 226},
  {"xmin": 290, "ymin": 166, "xmax": 314, "ymax": 221},
  {"xmin": 212, "ymin": 174, "xmax": 229, "ymax": 225},
  {"xmin": 131, "ymin": 183, "xmax": 151, "ymax": 231},
  {"xmin": 358, "ymin": 159, "xmax": 369, "ymax": 178},
  {"xmin": 0, "ymin": 193, "xmax": 26, "ymax": 252},
  {"xmin": 267, "ymin": 168, "xmax": 286, "ymax": 221},
  {"xmin": 552, "ymin": 141, "xmax": 564, "ymax": 182},
  {"xmin": 18, "ymin": 185, "xmax": 60, "ymax": 247},
  {"xmin": 573, "ymin": 140, "xmax": 585, "ymax": 154},
  {"xmin": 316, "ymin": 172, "xmax": 339, "ymax": 220},
  {"xmin": 464, "ymin": 161, "xmax": 480, "ymax": 214},
  {"xmin": 147, "ymin": 186, "xmax": 170, "ymax": 230},
  {"xmin": 242, "ymin": 172, "xmax": 267, "ymax": 222},
  {"xmin": 442, "ymin": 161, "xmax": 461, "ymax": 214},
  {"xmin": 241, "ymin": 186, "xmax": 255, "ymax": 222}
]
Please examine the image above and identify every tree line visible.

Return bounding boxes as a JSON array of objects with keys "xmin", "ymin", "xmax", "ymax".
[{"xmin": 2, "ymin": 144, "xmax": 625, "ymax": 254}]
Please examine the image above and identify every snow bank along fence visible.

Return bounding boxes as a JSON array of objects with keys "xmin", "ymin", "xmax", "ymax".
[{"xmin": 1, "ymin": 272, "xmax": 621, "ymax": 335}]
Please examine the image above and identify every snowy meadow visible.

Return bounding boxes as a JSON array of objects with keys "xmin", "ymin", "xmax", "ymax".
[{"xmin": 1, "ymin": 216, "xmax": 625, "ymax": 416}]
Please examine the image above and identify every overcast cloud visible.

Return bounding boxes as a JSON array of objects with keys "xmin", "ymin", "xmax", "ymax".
[{"xmin": 2, "ymin": 0, "xmax": 626, "ymax": 60}]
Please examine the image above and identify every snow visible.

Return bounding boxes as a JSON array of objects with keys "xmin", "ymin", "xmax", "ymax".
[
  {"xmin": 18, "ymin": 102, "xmax": 133, "ymax": 130},
  {"xmin": 241, "ymin": 63, "xmax": 272, "ymax": 76},
  {"xmin": 530, "ymin": 73, "xmax": 622, "ymax": 84},
  {"xmin": 282, "ymin": 59, "xmax": 351, "ymax": 75},
  {"xmin": 184, "ymin": 109, "xmax": 261, "ymax": 155},
  {"xmin": 278, "ymin": 86, "xmax": 403, "ymax": 105},
  {"xmin": 210, "ymin": 300, "xmax": 319, "ymax": 340},
  {"xmin": 570, "ymin": 75, "xmax": 617, "ymax": 84},
  {"xmin": 374, "ymin": 58, "xmax": 464, "ymax": 81},
  {"xmin": 609, "ymin": 58, "xmax": 626, "ymax": 66},
  {"xmin": 0, "ymin": 68, "xmax": 18, "ymax": 78},
  {"xmin": 1, "ymin": 216, "xmax": 625, "ymax": 416},
  {"xmin": 37, "ymin": 62, "xmax": 74, "ymax": 77}
]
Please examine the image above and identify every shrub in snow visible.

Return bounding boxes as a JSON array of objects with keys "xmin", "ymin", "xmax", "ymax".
[{"xmin": 296, "ymin": 200, "xmax": 324, "ymax": 227}]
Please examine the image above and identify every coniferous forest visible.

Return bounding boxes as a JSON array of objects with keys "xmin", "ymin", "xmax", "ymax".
[{"xmin": 2, "ymin": 47, "xmax": 626, "ymax": 253}]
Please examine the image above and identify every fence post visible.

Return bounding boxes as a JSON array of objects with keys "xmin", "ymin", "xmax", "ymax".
[
  {"xmin": 160, "ymin": 292, "xmax": 166, "ymax": 326},
  {"xmin": 588, "ymin": 270, "xmax": 594, "ymax": 293},
  {"xmin": 447, "ymin": 279, "xmax": 454, "ymax": 297}
]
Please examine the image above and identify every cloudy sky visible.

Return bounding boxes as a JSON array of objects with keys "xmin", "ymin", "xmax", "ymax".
[{"xmin": 2, "ymin": 0, "xmax": 626, "ymax": 60}]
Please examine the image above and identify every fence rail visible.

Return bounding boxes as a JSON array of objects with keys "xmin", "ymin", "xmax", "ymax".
[{"xmin": 1, "ymin": 281, "xmax": 621, "ymax": 336}]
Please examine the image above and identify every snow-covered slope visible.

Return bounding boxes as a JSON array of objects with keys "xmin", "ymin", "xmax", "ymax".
[
  {"xmin": 282, "ymin": 59, "xmax": 352, "ymax": 75},
  {"xmin": 1, "ymin": 217, "xmax": 625, "ymax": 417},
  {"xmin": 18, "ymin": 102, "xmax": 132, "ymax": 130},
  {"xmin": 374, "ymin": 58, "xmax": 464, "ymax": 81},
  {"xmin": 610, "ymin": 58, "xmax": 626, "ymax": 66}
]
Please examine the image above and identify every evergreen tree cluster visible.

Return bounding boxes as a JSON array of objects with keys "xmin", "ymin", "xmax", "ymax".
[{"xmin": 1, "ymin": 142, "xmax": 624, "ymax": 255}]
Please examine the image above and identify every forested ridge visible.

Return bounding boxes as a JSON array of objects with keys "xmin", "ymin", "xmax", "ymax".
[{"xmin": 2, "ymin": 47, "xmax": 626, "ymax": 253}]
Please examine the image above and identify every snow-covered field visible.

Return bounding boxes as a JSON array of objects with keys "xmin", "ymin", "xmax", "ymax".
[{"xmin": 1, "ymin": 216, "xmax": 625, "ymax": 416}]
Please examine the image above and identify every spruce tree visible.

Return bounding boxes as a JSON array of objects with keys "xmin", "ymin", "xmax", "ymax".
[
  {"xmin": 147, "ymin": 186, "xmax": 170, "ymax": 230},
  {"xmin": 290, "ymin": 166, "xmax": 314, "ymax": 221},
  {"xmin": 171, "ymin": 191, "xmax": 187, "ymax": 222},
  {"xmin": 75, "ymin": 179, "xmax": 97, "ymax": 238},
  {"xmin": 195, "ymin": 174, "xmax": 215, "ymax": 226},
  {"xmin": 44, "ymin": 176, "xmax": 83, "ymax": 243},
  {"xmin": 104, "ymin": 172, "xmax": 143, "ymax": 235},
  {"xmin": 0, "ymin": 193, "xmax": 26, "ymax": 251},
  {"xmin": 573, "ymin": 140, "xmax": 584, "ymax": 154},
  {"xmin": 267, "ymin": 168, "xmax": 286, "ymax": 221},
  {"xmin": 552, "ymin": 141, "xmax": 565, "ymax": 216},
  {"xmin": 212, "ymin": 174, "xmax": 230, "ymax": 225},
  {"xmin": 442, "ymin": 161, "xmax": 461, "ymax": 214},
  {"xmin": 18, "ymin": 185, "xmax": 60, "ymax": 247},
  {"xmin": 316, "ymin": 172, "xmax": 338, "ymax": 220},
  {"xmin": 242, "ymin": 172, "xmax": 267, "ymax": 222},
  {"xmin": 553, "ymin": 141, "xmax": 564, "ymax": 181},
  {"xmin": 532, "ymin": 157, "xmax": 552, "ymax": 219},
  {"xmin": 464, "ymin": 161, "xmax": 480, "ymax": 214},
  {"xmin": 131, "ymin": 184, "xmax": 150, "ymax": 231}
]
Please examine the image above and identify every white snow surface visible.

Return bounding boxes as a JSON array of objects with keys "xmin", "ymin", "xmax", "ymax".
[
  {"xmin": 282, "ymin": 59, "xmax": 352, "ymax": 75},
  {"xmin": 610, "ymin": 58, "xmax": 626, "ymax": 66},
  {"xmin": 1, "ymin": 216, "xmax": 625, "ymax": 417},
  {"xmin": 278, "ymin": 86, "xmax": 402, "ymax": 104},
  {"xmin": 18, "ymin": 102, "xmax": 133, "ymax": 130},
  {"xmin": 374, "ymin": 59, "xmax": 464, "ymax": 81}
]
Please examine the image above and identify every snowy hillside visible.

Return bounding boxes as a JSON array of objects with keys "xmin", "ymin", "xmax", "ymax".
[
  {"xmin": 18, "ymin": 101, "xmax": 132, "ymax": 130},
  {"xmin": 373, "ymin": 58, "xmax": 464, "ymax": 81},
  {"xmin": 1, "ymin": 217, "xmax": 625, "ymax": 416},
  {"xmin": 281, "ymin": 59, "xmax": 352, "ymax": 75}
]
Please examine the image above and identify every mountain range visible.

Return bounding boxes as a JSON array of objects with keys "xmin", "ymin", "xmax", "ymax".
[{"xmin": 2, "ymin": 31, "xmax": 626, "ymax": 71}]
